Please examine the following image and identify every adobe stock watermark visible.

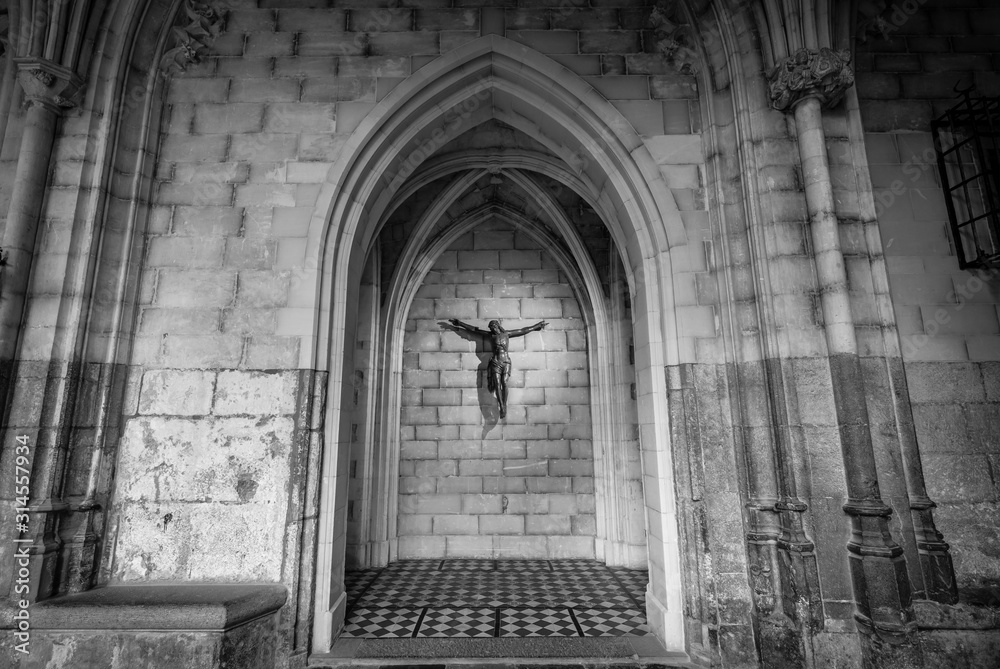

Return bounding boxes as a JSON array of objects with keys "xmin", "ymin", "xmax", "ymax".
[
  {"xmin": 10, "ymin": 433, "xmax": 33, "ymax": 655},
  {"xmin": 858, "ymin": 0, "xmax": 931, "ymax": 41}
]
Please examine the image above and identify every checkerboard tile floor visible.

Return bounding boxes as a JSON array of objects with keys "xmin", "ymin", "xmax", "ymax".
[{"xmin": 342, "ymin": 559, "xmax": 649, "ymax": 638}]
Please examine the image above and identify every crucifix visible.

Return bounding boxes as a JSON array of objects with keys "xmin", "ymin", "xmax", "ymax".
[{"xmin": 447, "ymin": 318, "xmax": 547, "ymax": 418}]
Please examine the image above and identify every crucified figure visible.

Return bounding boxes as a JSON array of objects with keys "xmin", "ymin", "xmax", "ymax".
[{"xmin": 448, "ymin": 318, "xmax": 547, "ymax": 418}]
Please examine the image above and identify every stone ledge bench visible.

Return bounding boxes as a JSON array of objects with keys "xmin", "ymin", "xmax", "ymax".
[{"xmin": 13, "ymin": 583, "xmax": 286, "ymax": 669}]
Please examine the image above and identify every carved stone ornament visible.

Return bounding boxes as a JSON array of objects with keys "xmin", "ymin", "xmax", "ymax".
[
  {"xmin": 767, "ymin": 47, "xmax": 855, "ymax": 112},
  {"xmin": 14, "ymin": 58, "xmax": 84, "ymax": 110},
  {"xmin": 855, "ymin": 0, "xmax": 893, "ymax": 43},
  {"xmin": 159, "ymin": 0, "xmax": 226, "ymax": 75},
  {"xmin": 649, "ymin": 0, "xmax": 698, "ymax": 75}
]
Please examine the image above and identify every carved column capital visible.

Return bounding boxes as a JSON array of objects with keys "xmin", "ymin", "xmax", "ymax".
[
  {"xmin": 14, "ymin": 58, "xmax": 83, "ymax": 112},
  {"xmin": 767, "ymin": 47, "xmax": 855, "ymax": 112}
]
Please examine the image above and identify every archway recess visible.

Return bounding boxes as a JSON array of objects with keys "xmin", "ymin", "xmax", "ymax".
[{"xmin": 305, "ymin": 36, "xmax": 688, "ymax": 655}]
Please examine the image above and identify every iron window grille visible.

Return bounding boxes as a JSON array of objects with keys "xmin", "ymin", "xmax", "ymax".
[{"xmin": 932, "ymin": 89, "xmax": 1000, "ymax": 270}]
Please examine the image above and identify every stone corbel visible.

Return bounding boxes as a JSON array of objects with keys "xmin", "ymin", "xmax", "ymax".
[
  {"xmin": 649, "ymin": 0, "xmax": 698, "ymax": 75},
  {"xmin": 767, "ymin": 47, "xmax": 855, "ymax": 112},
  {"xmin": 14, "ymin": 57, "xmax": 84, "ymax": 111},
  {"xmin": 158, "ymin": 0, "xmax": 226, "ymax": 75}
]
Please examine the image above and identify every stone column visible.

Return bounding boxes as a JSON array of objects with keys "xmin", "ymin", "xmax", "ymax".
[
  {"xmin": 0, "ymin": 59, "xmax": 80, "ymax": 371},
  {"xmin": 0, "ymin": 57, "xmax": 81, "ymax": 601},
  {"xmin": 768, "ymin": 47, "xmax": 934, "ymax": 662}
]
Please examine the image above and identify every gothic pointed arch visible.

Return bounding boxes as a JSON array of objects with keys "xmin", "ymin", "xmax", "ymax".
[{"xmin": 305, "ymin": 34, "xmax": 690, "ymax": 654}]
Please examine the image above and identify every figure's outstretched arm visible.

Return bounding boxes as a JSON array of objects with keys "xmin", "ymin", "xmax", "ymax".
[
  {"xmin": 508, "ymin": 321, "xmax": 548, "ymax": 337},
  {"xmin": 448, "ymin": 318, "xmax": 488, "ymax": 335}
]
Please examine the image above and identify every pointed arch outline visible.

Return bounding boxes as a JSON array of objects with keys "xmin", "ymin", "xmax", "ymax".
[{"xmin": 307, "ymin": 35, "xmax": 687, "ymax": 654}]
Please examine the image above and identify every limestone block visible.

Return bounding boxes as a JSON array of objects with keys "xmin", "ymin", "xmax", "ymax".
[
  {"xmin": 968, "ymin": 336, "xmax": 1000, "ymax": 361},
  {"xmin": 612, "ymin": 100, "xmax": 665, "ymax": 135},
  {"xmin": 455, "ymin": 284, "xmax": 493, "ymax": 299},
  {"xmin": 446, "ymin": 535, "xmax": 493, "ymax": 557},
  {"xmin": 370, "ymin": 31, "xmax": 439, "ymax": 56},
  {"xmin": 398, "ymin": 535, "xmax": 446, "ymax": 558},
  {"xmin": 245, "ymin": 32, "xmax": 295, "ymax": 58},
  {"xmin": 644, "ymin": 134, "xmax": 703, "ymax": 165},
  {"xmin": 437, "ymin": 476, "xmax": 484, "ymax": 494},
  {"xmin": 264, "ymin": 103, "xmax": 336, "ymax": 134},
  {"xmin": 906, "ymin": 362, "xmax": 985, "ymax": 403},
  {"xmin": 400, "ymin": 440, "xmax": 438, "ymax": 459},
  {"xmin": 497, "ymin": 536, "xmax": 547, "ymax": 559},
  {"xmin": 301, "ymin": 76, "xmax": 376, "ymax": 102},
  {"xmin": 243, "ymin": 336, "xmax": 300, "ymax": 369},
  {"xmin": 117, "ymin": 414, "xmax": 293, "ymax": 503},
  {"xmin": 549, "ymin": 459, "xmax": 594, "ymax": 476},
  {"xmin": 479, "ymin": 515, "xmax": 524, "ymax": 535},
  {"xmin": 503, "ymin": 494, "xmax": 548, "ymax": 514},
  {"xmin": 114, "ymin": 493, "xmax": 288, "ymax": 581},
  {"xmin": 482, "ymin": 441, "xmax": 528, "ymax": 459},
  {"xmin": 146, "ymin": 237, "xmax": 226, "ymax": 269},
  {"xmin": 547, "ymin": 536, "xmax": 595, "ymax": 558},
  {"xmin": 417, "ymin": 8, "xmax": 478, "ymax": 30},
  {"xmin": 397, "ymin": 513, "xmax": 433, "ymax": 535},
  {"xmin": 401, "ymin": 494, "xmax": 461, "ymax": 514},
  {"xmin": 338, "ymin": 56, "xmax": 411, "ymax": 78},
  {"xmin": 925, "ymin": 454, "xmax": 995, "ymax": 503},
  {"xmin": 458, "ymin": 459, "xmax": 503, "ymax": 476},
  {"xmin": 461, "ymin": 494, "xmax": 503, "ymax": 514},
  {"xmin": 156, "ymin": 270, "xmax": 237, "ymax": 308},
  {"xmin": 157, "ymin": 181, "xmax": 235, "ymax": 207},
  {"xmin": 545, "ymin": 351, "xmax": 587, "ymax": 369},
  {"xmin": 140, "ymin": 308, "xmax": 222, "ymax": 336},
  {"xmin": 649, "ymin": 74, "xmax": 698, "ymax": 99},
  {"xmin": 966, "ymin": 403, "xmax": 1000, "ymax": 453},
  {"xmin": 162, "ymin": 335, "xmax": 244, "ymax": 368},
  {"xmin": 159, "ymin": 134, "xmax": 231, "ymax": 163},
  {"xmin": 229, "ymin": 78, "xmax": 301, "ymax": 103},
  {"xmin": 506, "ymin": 9, "xmax": 548, "ymax": 30},
  {"xmin": 478, "ymin": 298, "xmax": 521, "ymax": 319},
  {"xmin": 193, "ymin": 103, "xmax": 264, "ymax": 134},
  {"xmin": 433, "ymin": 515, "xmax": 478, "ymax": 535},
  {"xmin": 213, "ymin": 370, "xmax": 297, "ymax": 415},
  {"xmin": 519, "ymin": 298, "xmax": 562, "ymax": 318},
  {"xmin": 415, "ymin": 425, "xmax": 460, "ymax": 440},
  {"xmin": 277, "ymin": 9, "xmax": 346, "ymax": 32},
  {"xmin": 139, "ymin": 370, "xmax": 215, "ymax": 416},
  {"xmin": 169, "ymin": 77, "xmax": 229, "ymax": 103},
  {"xmin": 507, "ymin": 30, "xmax": 578, "ymax": 54}
]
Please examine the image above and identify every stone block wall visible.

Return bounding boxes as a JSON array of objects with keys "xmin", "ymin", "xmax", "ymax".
[
  {"xmin": 96, "ymin": 0, "xmax": 703, "ymax": 615},
  {"xmin": 397, "ymin": 225, "xmax": 596, "ymax": 559},
  {"xmin": 113, "ymin": 368, "xmax": 309, "ymax": 581},
  {"xmin": 855, "ymin": 0, "xmax": 1000, "ymax": 588}
]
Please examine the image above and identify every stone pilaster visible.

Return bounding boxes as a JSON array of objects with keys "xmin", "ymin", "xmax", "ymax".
[
  {"xmin": 0, "ymin": 57, "xmax": 83, "ymax": 605},
  {"xmin": 769, "ymin": 47, "xmax": 927, "ymax": 665}
]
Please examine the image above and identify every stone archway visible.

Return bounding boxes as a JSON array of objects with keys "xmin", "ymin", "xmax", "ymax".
[{"xmin": 306, "ymin": 36, "xmax": 689, "ymax": 654}]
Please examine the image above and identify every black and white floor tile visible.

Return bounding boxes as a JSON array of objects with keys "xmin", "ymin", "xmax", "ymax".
[{"xmin": 342, "ymin": 558, "xmax": 650, "ymax": 639}]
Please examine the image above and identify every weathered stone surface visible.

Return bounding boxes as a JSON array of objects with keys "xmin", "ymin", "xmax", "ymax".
[
  {"xmin": 214, "ymin": 370, "xmax": 299, "ymax": 415},
  {"xmin": 113, "ymin": 414, "xmax": 295, "ymax": 581},
  {"xmin": 138, "ymin": 370, "xmax": 215, "ymax": 416}
]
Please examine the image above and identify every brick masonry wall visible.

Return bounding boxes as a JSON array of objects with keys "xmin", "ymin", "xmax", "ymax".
[
  {"xmin": 397, "ymin": 224, "xmax": 596, "ymax": 559},
  {"xmin": 856, "ymin": 0, "xmax": 1000, "ymax": 586}
]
